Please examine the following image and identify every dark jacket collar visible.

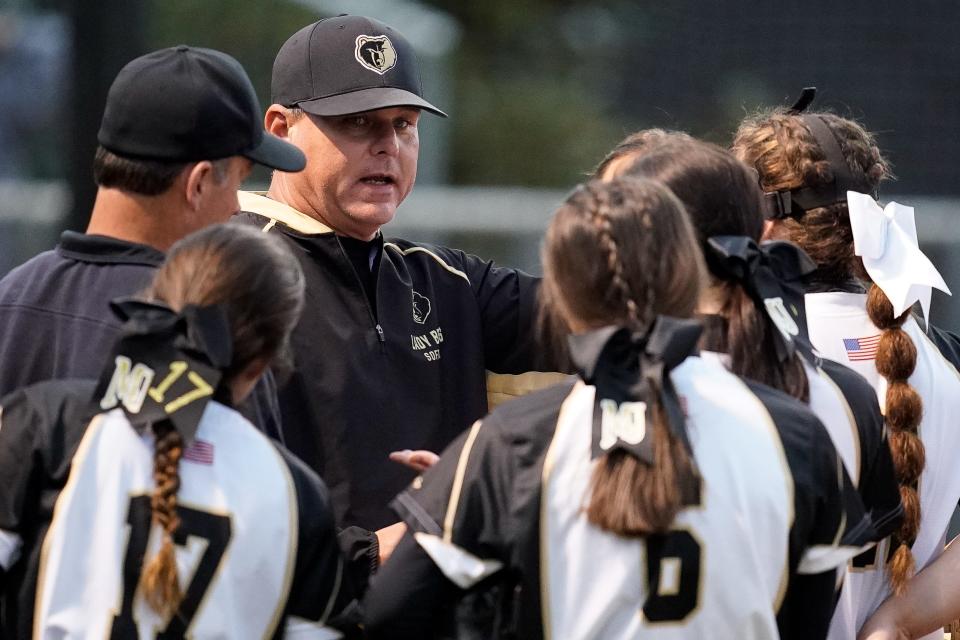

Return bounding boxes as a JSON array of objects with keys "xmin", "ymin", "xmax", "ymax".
[{"xmin": 56, "ymin": 231, "xmax": 165, "ymax": 266}]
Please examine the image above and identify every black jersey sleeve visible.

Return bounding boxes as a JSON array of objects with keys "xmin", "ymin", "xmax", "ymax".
[
  {"xmin": 391, "ymin": 414, "xmax": 514, "ymax": 565},
  {"xmin": 271, "ymin": 445, "xmax": 356, "ymax": 627},
  {"xmin": 745, "ymin": 380, "xmax": 875, "ymax": 640},
  {"xmin": 363, "ymin": 532, "xmax": 461, "ymax": 639},
  {"xmin": 819, "ymin": 359, "xmax": 903, "ymax": 539},
  {"xmin": 0, "ymin": 379, "xmax": 97, "ymax": 536},
  {"xmin": 926, "ymin": 324, "xmax": 960, "ymax": 372}
]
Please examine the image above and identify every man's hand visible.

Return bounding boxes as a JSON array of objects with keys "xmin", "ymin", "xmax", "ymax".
[
  {"xmin": 389, "ymin": 449, "xmax": 439, "ymax": 472},
  {"xmin": 375, "ymin": 522, "xmax": 407, "ymax": 566}
]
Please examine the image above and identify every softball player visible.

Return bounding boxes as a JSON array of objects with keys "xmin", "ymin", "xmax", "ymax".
[
  {"xmin": 733, "ymin": 101, "xmax": 960, "ymax": 640},
  {"xmin": 363, "ymin": 178, "xmax": 873, "ymax": 639},
  {"xmin": 0, "ymin": 224, "xmax": 348, "ymax": 638}
]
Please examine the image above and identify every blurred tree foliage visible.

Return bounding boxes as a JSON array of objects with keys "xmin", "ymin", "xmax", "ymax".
[
  {"xmin": 146, "ymin": 0, "xmax": 315, "ymax": 100},
  {"xmin": 146, "ymin": 0, "xmax": 628, "ymax": 188},
  {"xmin": 418, "ymin": 0, "xmax": 627, "ymax": 186}
]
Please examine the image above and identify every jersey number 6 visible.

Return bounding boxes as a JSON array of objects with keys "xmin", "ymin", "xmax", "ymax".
[
  {"xmin": 110, "ymin": 495, "xmax": 232, "ymax": 637},
  {"xmin": 643, "ymin": 528, "xmax": 703, "ymax": 624}
]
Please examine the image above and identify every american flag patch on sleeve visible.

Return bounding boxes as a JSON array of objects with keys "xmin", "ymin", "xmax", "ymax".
[
  {"xmin": 843, "ymin": 335, "xmax": 882, "ymax": 361},
  {"xmin": 183, "ymin": 439, "xmax": 215, "ymax": 465}
]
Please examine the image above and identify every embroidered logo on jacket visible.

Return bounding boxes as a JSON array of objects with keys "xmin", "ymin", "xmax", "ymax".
[
  {"xmin": 412, "ymin": 291, "xmax": 431, "ymax": 324},
  {"xmin": 355, "ymin": 35, "xmax": 397, "ymax": 75},
  {"xmin": 410, "ymin": 290, "xmax": 443, "ymax": 361}
]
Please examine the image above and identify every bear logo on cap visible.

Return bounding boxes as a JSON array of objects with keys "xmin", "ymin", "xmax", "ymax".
[{"xmin": 355, "ymin": 35, "xmax": 397, "ymax": 75}]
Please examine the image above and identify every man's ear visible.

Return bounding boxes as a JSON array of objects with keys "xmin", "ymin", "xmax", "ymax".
[
  {"xmin": 183, "ymin": 160, "xmax": 214, "ymax": 211},
  {"xmin": 762, "ymin": 219, "xmax": 778, "ymax": 241},
  {"xmin": 265, "ymin": 104, "xmax": 291, "ymax": 139}
]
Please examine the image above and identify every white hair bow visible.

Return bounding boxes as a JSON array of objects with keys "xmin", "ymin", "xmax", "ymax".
[{"xmin": 847, "ymin": 191, "xmax": 951, "ymax": 327}]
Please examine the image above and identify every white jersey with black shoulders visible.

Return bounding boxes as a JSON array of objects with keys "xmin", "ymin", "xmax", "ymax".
[
  {"xmin": 365, "ymin": 355, "xmax": 874, "ymax": 640},
  {"xmin": 807, "ymin": 291, "xmax": 960, "ymax": 640},
  {"xmin": 0, "ymin": 382, "xmax": 346, "ymax": 639}
]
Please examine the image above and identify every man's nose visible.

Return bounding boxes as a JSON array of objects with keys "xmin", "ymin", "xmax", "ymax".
[{"xmin": 372, "ymin": 126, "xmax": 400, "ymax": 157}]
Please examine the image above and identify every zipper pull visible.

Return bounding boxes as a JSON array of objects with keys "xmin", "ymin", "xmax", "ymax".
[{"xmin": 375, "ymin": 324, "xmax": 386, "ymax": 343}]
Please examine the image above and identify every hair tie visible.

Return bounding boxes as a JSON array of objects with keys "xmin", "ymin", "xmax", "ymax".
[
  {"xmin": 94, "ymin": 298, "xmax": 233, "ymax": 445},
  {"xmin": 568, "ymin": 316, "xmax": 703, "ymax": 504},
  {"xmin": 706, "ymin": 235, "xmax": 819, "ymax": 365}
]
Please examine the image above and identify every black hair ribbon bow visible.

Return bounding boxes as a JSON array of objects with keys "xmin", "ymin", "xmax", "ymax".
[
  {"xmin": 93, "ymin": 298, "xmax": 233, "ymax": 446},
  {"xmin": 568, "ymin": 316, "xmax": 703, "ymax": 504},
  {"xmin": 706, "ymin": 235, "xmax": 818, "ymax": 366}
]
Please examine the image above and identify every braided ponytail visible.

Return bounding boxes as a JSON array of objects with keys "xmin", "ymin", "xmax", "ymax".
[
  {"xmin": 732, "ymin": 110, "xmax": 918, "ymax": 591},
  {"xmin": 132, "ymin": 224, "xmax": 306, "ymax": 615},
  {"xmin": 542, "ymin": 178, "xmax": 705, "ymax": 536},
  {"xmin": 139, "ymin": 420, "xmax": 185, "ymax": 616},
  {"xmin": 867, "ymin": 286, "xmax": 924, "ymax": 593}
]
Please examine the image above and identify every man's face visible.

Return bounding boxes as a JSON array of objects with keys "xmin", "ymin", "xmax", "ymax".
[{"xmin": 287, "ymin": 107, "xmax": 420, "ymax": 239}]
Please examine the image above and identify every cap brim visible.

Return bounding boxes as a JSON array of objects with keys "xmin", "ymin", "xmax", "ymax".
[
  {"xmin": 296, "ymin": 87, "xmax": 447, "ymax": 118},
  {"xmin": 243, "ymin": 133, "xmax": 306, "ymax": 172}
]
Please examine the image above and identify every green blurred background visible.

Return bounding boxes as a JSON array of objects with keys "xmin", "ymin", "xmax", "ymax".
[{"xmin": 4, "ymin": 0, "xmax": 960, "ymax": 321}]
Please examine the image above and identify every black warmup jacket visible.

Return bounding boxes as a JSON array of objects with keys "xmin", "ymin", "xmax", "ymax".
[{"xmin": 237, "ymin": 193, "xmax": 551, "ymax": 531}]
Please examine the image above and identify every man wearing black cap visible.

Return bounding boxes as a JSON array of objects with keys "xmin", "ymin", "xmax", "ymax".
[
  {"xmin": 0, "ymin": 45, "xmax": 304, "ymax": 405},
  {"xmin": 0, "ymin": 45, "xmax": 306, "ymax": 635},
  {"xmin": 239, "ymin": 15, "xmax": 559, "ymax": 572}
]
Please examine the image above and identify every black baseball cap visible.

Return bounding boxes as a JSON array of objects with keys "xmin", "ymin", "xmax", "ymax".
[
  {"xmin": 272, "ymin": 15, "xmax": 447, "ymax": 118},
  {"xmin": 98, "ymin": 46, "xmax": 305, "ymax": 172}
]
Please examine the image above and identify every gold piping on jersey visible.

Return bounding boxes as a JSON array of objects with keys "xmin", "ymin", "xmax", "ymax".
[
  {"xmin": 34, "ymin": 413, "xmax": 107, "ymax": 639},
  {"xmin": 832, "ymin": 455, "xmax": 847, "ymax": 548},
  {"xmin": 319, "ymin": 556, "xmax": 344, "ymax": 624},
  {"xmin": 384, "ymin": 243, "xmax": 471, "ymax": 284},
  {"xmin": 262, "ymin": 432, "xmax": 301, "ymax": 638},
  {"xmin": 818, "ymin": 367, "xmax": 862, "ymax": 487},
  {"xmin": 728, "ymin": 376, "xmax": 795, "ymax": 612},
  {"xmin": 537, "ymin": 382, "xmax": 588, "ymax": 640},
  {"xmin": 238, "ymin": 191, "xmax": 334, "ymax": 235},
  {"xmin": 442, "ymin": 420, "xmax": 483, "ymax": 544}
]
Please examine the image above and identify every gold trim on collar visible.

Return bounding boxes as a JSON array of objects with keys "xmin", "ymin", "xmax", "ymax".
[{"xmin": 238, "ymin": 191, "xmax": 333, "ymax": 235}]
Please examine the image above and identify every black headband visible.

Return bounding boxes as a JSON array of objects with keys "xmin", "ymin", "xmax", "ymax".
[
  {"xmin": 761, "ymin": 87, "xmax": 877, "ymax": 220},
  {"xmin": 568, "ymin": 315, "xmax": 703, "ymax": 505},
  {"xmin": 94, "ymin": 298, "xmax": 233, "ymax": 445},
  {"xmin": 706, "ymin": 236, "xmax": 819, "ymax": 367}
]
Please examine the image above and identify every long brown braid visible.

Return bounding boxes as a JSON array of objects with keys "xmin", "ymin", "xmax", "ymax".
[
  {"xmin": 133, "ymin": 224, "xmax": 305, "ymax": 614},
  {"xmin": 542, "ymin": 178, "xmax": 705, "ymax": 536},
  {"xmin": 733, "ymin": 110, "xmax": 920, "ymax": 593},
  {"xmin": 140, "ymin": 420, "xmax": 185, "ymax": 616}
]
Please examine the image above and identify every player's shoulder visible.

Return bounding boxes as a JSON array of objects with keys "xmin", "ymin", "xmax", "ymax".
[
  {"xmin": 922, "ymin": 322, "xmax": 960, "ymax": 373},
  {"xmin": 741, "ymin": 378, "xmax": 836, "ymax": 483},
  {"xmin": 482, "ymin": 379, "xmax": 577, "ymax": 452},
  {"xmin": 0, "ymin": 378, "xmax": 100, "ymax": 476},
  {"xmin": 2, "ymin": 378, "xmax": 98, "ymax": 431},
  {"xmin": 818, "ymin": 358, "xmax": 881, "ymax": 420}
]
